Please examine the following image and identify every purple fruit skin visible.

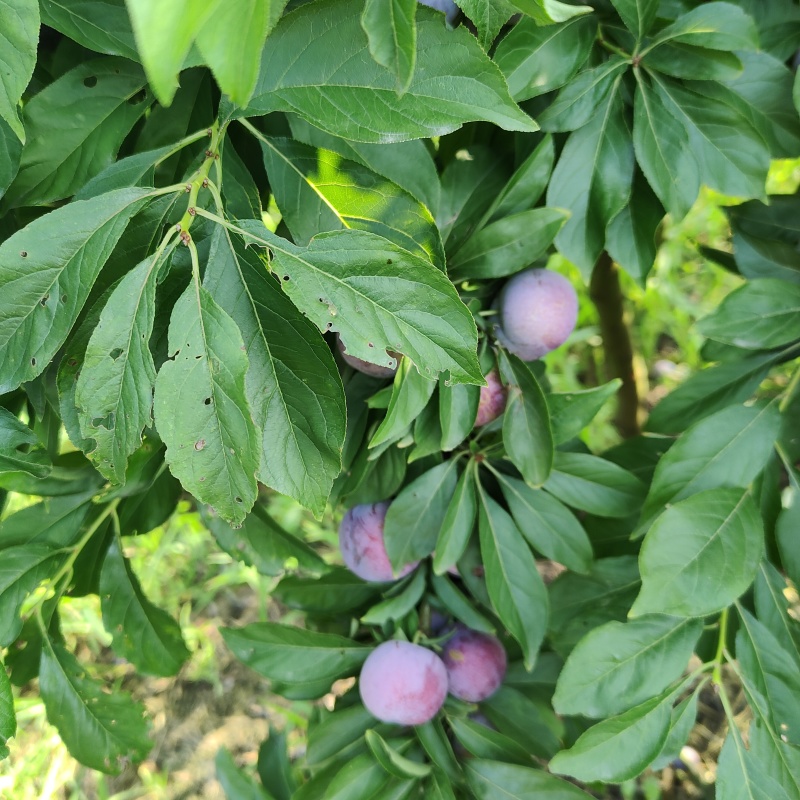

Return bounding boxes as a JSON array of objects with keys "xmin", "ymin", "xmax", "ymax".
[
  {"xmin": 339, "ymin": 502, "xmax": 419, "ymax": 582},
  {"xmin": 474, "ymin": 369, "xmax": 507, "ymax": 427},
  {"xmin": 494, "ymin": 269, "xmax": 578, "ymax": 361},
  {"xmin": 442, "ymin": 628, "xmax": 507, "ymax": 702},
  {"xmin": 336, "ymin": 335, "xmax": 398, "ymax": 379},
  {"xmin": 359, "ymin": 640, "xmax": 449, "ymax": 725}
]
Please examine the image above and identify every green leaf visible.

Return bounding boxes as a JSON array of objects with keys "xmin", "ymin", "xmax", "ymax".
[
  {"xmin": 610, "ymin": 0, "xmax": 658, "ymax": 40},
  {"xmin": 466, "ymin": 759, "xmax": 593, "ymax": 799},
  {"xmin": 40, "ymin": 0, "xmax": 139, "ymax": 60},
  {"xmin": 306, "ymin": 703, "xmax": 375, "ymax": 765},
  {"xmin": 274, "ymin": 569, "xmax": 379, "ymax": 615},
  {"xmin": 547, "ymin": 379, "xmax": 621, "ymax": 445},
  {"xmin": 325, "ymin": 753, "xmax": 388, "ymax": 800},
  {"xmin": 0, "ymin": 544, "xmax": 64, "ymax": 646},
  {"xmin": 203, "ymin": 226, "xmax": 345, "ymax": 517},
  {"xmin": 5, "ymin": 58, "xmax": 150, "ymax": 207},
  {"xmin": 777, "ymin": 489, "xmax": 800, "ymax": 588},
  {"xmin": 39, "ymin": 636, "xmax": 151, "ymax": 773},
  {"xmin": 737, "ymin": 606, "xmax": 800, "ymax": 747},
  {"xmin": 544, "ymin": 452, "xmax": 646, "ymax": 518},
  {"xmin": 206, "ymin": 504, "xmax": 328, "ymax": 577},
  {"xmin": 478, "ymin": 490, "xmax": 548, "ymax": 668},
  {"xmin": 716, "ymin": 725, "xmax": 792, "ymax": 800},
  {"xmin": 196, "ymin": 0, "xmax": 286, "ymax": 106},
  {"xmin": 482, "ymin": 686, "xmax": 560, "ymax": 758},
  {"xmin": 507, "ymin": 0, "xmax": 592, "ymax": 25},
  {"xmin": 216, "ymin": 747, "xmax": 271, "ymax": 800},
  {"xmin": 547, "ymin": 79, "xmax": 634, "ymax": 277},
  {"xmin": 553, "ymin": 616, "xmax": 702, "ymax": 718},
  {"xmin": 448, "ymin": 717, "xmax": 532, "ymax": 765},
  {"xmin": 362, "ymin": 0, "xmax": 417, "ymax": 93},
  {"xmin": 0, "ymin": 493, "xmax": 92, "ymax": 549},
  {"xmin": 258, "ymin": 730, "xmax": 297, "ymax": 800},
  {"xmin": 643, "ymin": 44, "xmax": 744, "ymax": 82},
  {"xmin": 153, "ymin": 281, "xmax": 260, "ymax": 526},
  {"xmin": 448, "ymin": 208, "xmax": 568, "ymax": 282},
  {"xmin": 0, "ymin": 659, "xmax": 13, "ymax": 759},
  {"xmin": 632, "ymin": 488, "xmax": 763, "ymax": 617},
  {"xmin": 433, "ymin": 462, "xmax": 478, "ymax": 575},
  {"xmin": 650, "ymin": 692, "xmax": 698, "ymax": 771},
  {"xmin": 494, "ymin": 15, "xmax": 597, "ymax": 102},
  {"xmin": 697, "ymin": 279, "xmax": 800, "ymax": 349},
  {"xmin": 0, "ymin": 408, "xmax": 50, "ymax": 479},
  {"xmin": 0, "ymin": 0, "xmax": 39, "ymax": 141},
  {"xmin": 221, "ymin": 623, "xmax": 368, "ymax": 686},
  {"xmin": 497, "ymin": 473, "xmax": 592, "ymax": 574},
  {"xmin": 498, "ymin": 351, "xmax": 553, "ymax": 487},
  {"xmin": 454, "ymin": 0, "xmax": 515, "ymax": 51},
  {"xmin": 638, "ymin": 402, "xmax": 782, "ymax": 533},
  {"xmin": 74, "ymin": 253, "xmax": 163, "ymax": 483},
  {"xmin": 366, "ymin": 730, "xmax": 431, "ymax": 779},
  {"xmin": 754, "ymin": 562, "xmax": 800, "ymax": 668},
  {"xmin": 235, "ymin": 221, "xmax": 482, "ymax": 385},
  {"xmin": 416, "ymin": 720, "xmax": 461, "ymax": 784},
  {"xmin": 361, "ymin": 567, "xmax": 427, "ymax": 625},
  {"xmin": 439, "ymin": 381, "xmax": 480, "ymax": 452},
  {"xmin": 125, "ymin": 0, "xmax": 217, "ymax": 105},
  {"xmin": 549, "ymin": 688, "xmax": 675, "ymax": 783},
  {"xmin": 384, "ymin": 459, "xmax": 460, "ymax": 568},
  {"xmin": 427, "ymin": 769, "xmax": 457, "ymax": 800},
  {"xmin": 99, "ymin": 537, "xmax": 189, "ymax": 677},
  {"xmin": 0, "ymin": 116, "xmax": 21, "ymax": 196},
  {"xmin": 0, "ymin": 187, "xmax": 151, "ymax": 394},
  {"xmin": 431, "ymin": 572, "xmax": 496, "ymax": 635},
  {"xmin": 648, "ymin": 2, "xmax": 759, "ymax": 51},
  {"xmin": 242, "ymin": 0, "xmax": 537, "ymax": 143}
]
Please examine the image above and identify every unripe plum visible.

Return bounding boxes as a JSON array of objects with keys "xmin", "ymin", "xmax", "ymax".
[
  {"xmin": 339, "ymin": 502, "xmax": 419, "ymax": 582},
  {"xmin": 474, "ymin": 369, "xmax": 507, "ymax": 427},
  {"xmin": 441, "ymin": 628, "xmax": 507, "ymax": 702},
  {"xmin": 359, "ymin": 640, "xmax": 449, "ymax": 725},
  {"xmin": 494, "ymin": 268, "xmax": 578, "ymax": 361},
  {"xmin": 336, "ymin": 334, "xmax": 399, "ymax": 379}
]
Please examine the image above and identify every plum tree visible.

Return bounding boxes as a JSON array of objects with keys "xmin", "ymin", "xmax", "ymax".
[
  {"xmin": 441, "ymin": 628, "xmax": 507, "ymax": 702},
  {"xmin": 359, "ymin": 640, "xmax": 449, "ymax": 725},
  {"xmin": 336, "ymin": 335, "xmax": 399, "ymax": 379},
  {"xmin": 494, "ymin": 269, "xmax": 578, "ymax": 361},
  {"xmin": 339, "ymin": 501, "xmax": 419, "ymax": 582},
  {"xmin": 474, "ymin": 369, "xmax": 507, "ymax": 427}
]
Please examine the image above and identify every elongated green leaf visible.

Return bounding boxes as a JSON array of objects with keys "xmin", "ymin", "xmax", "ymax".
[
  {"xmin": 221, "ymin": 623, "xmax": 369, "ymax": 685},
  {"xmin": 196, "ymin": 0, "xmax": 286, "ymax": 106},
  {"xmin": 455, "ymin": 0, "xmax": 515, "ymax": 51},
  {"xmin": 384, "ymin": 459, "xmax": 459, "ymax": 568},
  {"xmin": 258, "ymin": 731, "xmax": 297, "ymax": 800},
  {"xmin": 716, "ymin": 726, "xmax": 792, "ymax": 800},
  {"xmin": 439, "ymin": 381, "xmax": 479, "ymax": 452},
  {"xmin": 0, "ymin": 408, "xmax": 50, "ymax": 479},
  {"xmin": 508, "ymin": 0, "xmax": 592, "ymax": 25},
  {"xmin": 0, "ymin": 659, "xmax": 13, "ymax": 759},
  {"xmin": 482, "ymin": 686, "xmax": 560, "ymax": 758},
  {"xmin": 254, "ymin": 134, "xmax": 450, "ymax": 270},
  {"xmin": 449, "ymin": 208, "xmax": 568, "ymax": 281},
  {"xmin": 75, "ymin": 254, "xmax": 164, "ymax": 483},
  {"xmin": 235, "ymin": 221, "xmax": 482, "ymax": 384},
  {"xmin": 610, "ymin": 0, "xmax": 658, "ymax": 40},
  {"xmin": 499, "ymin": 351, "xmax": 553, "ymax": 487},
  {"xmin": 125, "ymin": 0, "xmax": 217, "ymax": 105},
  {"xmin": 638, "ymin": 403, "xmax": 781, "ymax": 533},
  {"xmin": 433, "ymin": 463, "xmax": 477, "ymax": 575},
  {"xmin": 547, "ymin": 380, "xmax": 621, "ymax": 445},
  {"xmin": 40, "ymin": 0, "xmax": 139, "ymax": 60},
  {"xmin": 479, "ymin": 491, "xmax": 548, "ymax": 668},
  {"xmin": 648, "ymin": 2, "xmax": 759, "ymax": 51},
  {"xmin": 306, "ymin": 703, "xmax": 375, "ymax": 765},
  {"xmin": 431, "ymin": 572, "xmax": 496, "ymax": 634},
  {"xmin": 274, "ymin": 569, "xmax": 379, "ymax": 615},
  {"xmin": 632, "ymin": 488, "xmax": 763, "ymax": 617},
  {"xmin": 497, "ymin": 473, "xmax": 592, "ymax": 573},
  {"xmin": 416, "ymin": 720, "xmax": 461, "ymax": 784},
  {"xmin": 777, "ymin": 488, "xmax": 800, "ymax": 588},
  {"xmin": 466, "ymin": 759, "xmax": 593, "ymax": 799},
  {"xmin": 154, "ymin": 281, "xmax": 260, "ymax": 526},
  {"xmin": 0, "ymin": 493, "xmax": 91, "ymax": 548},
  {"xmin": 325, "ymin": 753, "xmax": 388, "ymax": 800},
  {"xmin": 366, "ymin": 730, "xmax": 431, "ymax": 779},
  {"xmin": 371, "ymin": 360, "xmax": 436, "ymax": 448},
  {"xmin": 754, "ymin": 562, "xmax": 800, "ymax": 666},
  {"xmin": 448, "ymin": 717, "xmax": 532, "ymax": 765},
  {"xmin": 100, "ymin": 537, "xmax": 189, "ymax": 676},
  {"xmin": 544, "ymin": 452, "xmax": 646, "ymax": 518},
  {"xmin": 650, "ymin": 692, "xmax": 698, "ymax": 771},
  {"xmin": 6, "ymin": 58, "xmax": 150, "ymax": 207},
  {"xmin": 216, "ymin": 747, "xmax": 271, "ymax": 800},
  {"xmin": 698, "ymin": 279, "xmax": 800, "ymax": 349},
  {"xmin": 643, "ymin": 43, "xmax": 744, "ymax": 82},
  {"xmin": 547, "ymin": 80, "xmax": 634, "ymax": 276},
  {"xmin": 0, "ymin": 187, "xmax": 151, "ymax": 393},
  {"xmin": 242, "ymin": 0, "xmax": 537, "ymax": 142},
  {"xmin": 0, "ymin": 116, "xmax": 21, "ymax": 197},
  {"xmin": 204, "ymin": 226, "xmax": 345, "ymax": 516},
  {"xmin": 0, "ymin": 0, "xmax": 38, "ymax": 141},
  {"xmin": 494, "ymin": 15, "xmax": 596, "ymax": 102},
  {"xmin": 554, "ymin": 616, "xmax": 702, "ymax": 718},
  {"xmin": 549, "ymin": 688, "xmax": 675, "ymax": 783},
  {"xmin": 39, "ymin": 636, "xmax": 151, "ymax": 773},
  {"xmin": 361, "ymin": 568, "xmax": 427, "ymax": 625},
  {"xmin": 362, "ymin": 0, "xmax": 417, "ymax": 93}
]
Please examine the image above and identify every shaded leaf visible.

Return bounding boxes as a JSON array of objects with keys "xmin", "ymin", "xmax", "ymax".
[
  {"xmin": 362, "ymin": 0, "xmax": 417, "ymax": 93},
  {"xmin": 0, "ymin": 0, "xmax": 39, "ymax": 140}
]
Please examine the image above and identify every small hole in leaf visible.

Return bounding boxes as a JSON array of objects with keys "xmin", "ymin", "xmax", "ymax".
[
  {"xmin": 204, "ymin": 397, "xmax": 211, "ymax": 405},
  {"xmin": 61, "ymin": 294, "xmax": 67, "ymax": 302},
  {"xmin": 387, "ymin": 259, "xmax": 392, "ymax": 264},
  {"xmin": 194, "ymin": 439, "xmax": 206, "ymax": 451},
  {"xmin": 20, "ymin": 251, "xmax": 27, "ymax": 258},
  {"xmin": 40, "ymin": 295, "xmax": 49, "ymax": 306},
  {"xmin": 109, "ymin": 348, "xmax": 123, "ymax": 360},
  {"xmin": 282, "ymin": 275, "xmax": 290, "ymax": 281},
  {"xmin": 68, "ymin": 358, "xmax": 78, "ymax": 367},
  {"xmin": 30, "ymin": 357, "xmax": 36, "ymax": 366},
  {"xmin": 83, "ymin": 75, "xmax": 98, "ymax": 88},
  {"xmin": 368, "ymin": 342, "xmax": 374, "ymax": 348},
  {"xmin": 128, "ymin": 89, "xmax": 146, "ymax": 104},
  {"xmin": 195, "ymin": 354, "xmax": 202, "ymax": 359},
  {"xmin": 319, "ymin": 297, "xmax": 324, "ymax": 303},
  {"xmin": 235, "ymin": 496, "xmax": 243, "ymax": 503}
]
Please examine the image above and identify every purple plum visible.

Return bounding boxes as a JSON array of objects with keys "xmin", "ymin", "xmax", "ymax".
[
  {"xmin": 474, "ymin": 369, "xmax": 507, "ymax": 427},
  {"xmin": 339, "ymin": 502, "xmax": 419, "ymax": 582},
  {"xmin": 359, "ymin": 640, "xmax": 449, "ymax": 725},
  {"xmin": 441, "ymin": 628, "xmax": 507, "ymax": 702},
  {"xmin": 336, "ymin": 334, "xmax": 399, "ymax": 379},
  {"xmin": 494, "ymin": 268, "xmax": 578, "ymax": 361}
]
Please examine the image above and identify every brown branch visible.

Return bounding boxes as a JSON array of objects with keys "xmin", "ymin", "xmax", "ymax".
[{"xmin": 589, "ymin": 252, "xmax": 641, "ymax": 438}]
